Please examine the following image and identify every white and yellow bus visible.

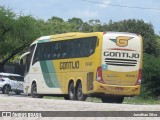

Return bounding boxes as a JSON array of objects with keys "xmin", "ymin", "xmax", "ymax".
[{"xmin": 20, "ymin": 32, "xmax": 142, "ymax": 103}]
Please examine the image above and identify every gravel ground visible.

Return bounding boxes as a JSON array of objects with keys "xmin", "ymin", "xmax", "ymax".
[{"xmin": 0, "ymin": 93, "xmax": 160, "ymax": 120}]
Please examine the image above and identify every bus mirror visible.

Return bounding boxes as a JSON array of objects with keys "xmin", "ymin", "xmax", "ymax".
[{"xmin": 19, "ymin": 59, "xmax": 23, "ymax": 66}]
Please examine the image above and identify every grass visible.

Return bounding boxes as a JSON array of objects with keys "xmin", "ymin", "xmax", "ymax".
[
  {"xmin": 43, "ymin": 96, "xmax": 101, "ymax": 102},
  {"xmin": 43, "ymin": 96, "xmax": 160, "ymax": 104},
  {"xmin": 124, "ymin": 96, "xmax": 160, "ymax": 105}
]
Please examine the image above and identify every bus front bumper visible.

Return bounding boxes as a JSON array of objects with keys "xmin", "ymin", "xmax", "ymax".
[{"xmin": 93, "ymin": 81, "xmax": 140, "ymax": 96}]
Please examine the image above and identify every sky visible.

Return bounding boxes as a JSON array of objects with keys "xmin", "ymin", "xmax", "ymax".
[{"xmin": 0, "ymin": 0, "xmax": 160, "ymax": 34}]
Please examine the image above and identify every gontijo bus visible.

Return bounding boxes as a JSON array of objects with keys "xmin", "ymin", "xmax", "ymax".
[{"xmin": 19, "ymin": 32, "xmax": 142, "ymax": 103}]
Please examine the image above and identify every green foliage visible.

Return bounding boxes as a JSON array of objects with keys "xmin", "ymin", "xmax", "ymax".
[
  {"xmin": 81, "ymin": 22, "xmax": 93, "ymax": 32},
  {"xmin": 46, "ymin": 16, "xmax": 68, "ymax": 34},
  {"xmin": 0, "ymin": 6, "xmax": 16, "ymax": 59},
  {"xmin": 124, "ymin": 96, "xmax": 160, "ymax": 104},
  {"xmin": 156, "ymin": 35, "xmax": 160, "ymax": 56},
  {"xmin": 141, "ymin": 54, "xmax": 160, "ymax": 97},
  {"xmin": 67, "ymin": 17, "xmax": 83, "ymax": 31},
  {"xmin": 0, "ymin": 6, "xmax": 43, "ymax": 64}
]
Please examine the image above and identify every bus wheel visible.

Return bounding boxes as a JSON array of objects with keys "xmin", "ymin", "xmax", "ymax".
[
  {"xmin": 116, "ymin": 97, "xmax": 124, "ymax": 103},
  {"xmin": 31, "ymin": 83, "xmax": 43, "ymax": 98},
  {"xmin": 101, "ymin": 96, "xmax": 124, "ymax": 103},
  {"xmin": 64, "ymin": 95, "xmax": 70, "ymax": 100},
  {"xmin": 68, "ymin": 82, "xmax": 76, "ymax": 100},
  {"xmin": 76, "ymin": 82, "xmax": 87, "ymax": 101}
]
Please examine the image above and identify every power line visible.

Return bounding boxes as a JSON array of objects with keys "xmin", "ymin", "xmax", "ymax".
[{"xmin": 82, "ymin": 0, "xmax": 160, "ymax": 11}]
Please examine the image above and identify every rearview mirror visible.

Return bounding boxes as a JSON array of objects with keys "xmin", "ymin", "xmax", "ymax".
[{"xmin": 19, "ymin": 59, "xmax": 23, "ymax": 66}]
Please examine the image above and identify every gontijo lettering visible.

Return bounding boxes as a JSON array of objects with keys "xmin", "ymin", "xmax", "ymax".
[
  {"xmin": 104, "ymin": 51, "xmax": 140, "ymax": 58},
  {"xmin": 60, "ymin": 61, "xmax": 79, "ymax": 69}
]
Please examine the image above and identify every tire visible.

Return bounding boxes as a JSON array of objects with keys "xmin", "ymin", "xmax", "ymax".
[
  {"xmin": 2, "ymin": 85, "xmax": 11, "ymax": 94},
  {"xmin": 116, "ymin": 97, "xmax": 124, "ymax": 103},
  {"xmin": 64, "ymin": 95, "xmax": 70, "ymax": 100},
  {"xmin": 101, "ymin": 96, "xmax": 124, "ymax": 103},
  {"xmin": 31, "ymin": 83, "xmax": 43, "ymax": 98},
  {"xmin": 68, "ymin": 82, "xmax": 77, "ymax": 100},
  {"xmin": 101, "ymin": 97, "xmax": 114, "ymax": 103},
  {"xmin": 76, "ymin": 82, "xmax": 87, "ymax": 101}
]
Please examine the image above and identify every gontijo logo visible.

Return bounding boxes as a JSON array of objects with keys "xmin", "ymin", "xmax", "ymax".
[{"xmin": 110, "ymin": 36, "xmax": 133, "ymax": 47}]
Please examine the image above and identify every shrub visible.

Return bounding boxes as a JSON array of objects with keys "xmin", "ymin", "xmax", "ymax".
[{"xmin": 141, "ymin": 54, "xmax": 160, "ymax": 98}]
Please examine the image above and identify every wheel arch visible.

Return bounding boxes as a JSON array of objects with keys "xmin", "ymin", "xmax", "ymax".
[
  {"xmin": 32, "ymin": 80, "xmax": 36, "ymax": 86},
  {"xmin": 30, "ymin": 80, "xmax": 37, "ymax": 93},
  {"xmin": 2, "ymin": 84, "xmax": 11, "ymax": 89}
]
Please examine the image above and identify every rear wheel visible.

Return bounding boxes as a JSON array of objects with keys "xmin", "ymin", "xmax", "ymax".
[
  {"xmin": 116, "ymin": 97, "xmax": 124, "ymax": 103},
  {"xmin": 101, "ymin": 96, "xmax": 124, "ymax": 103},
  {"xmin": 2, "ymin": 85, "xmax": 11, "ymax": 94},
  {"xmin": 76, "ymin": 83, "xmax": 87, "ymax": 101},
  {"xmin": 68, "ymin": 82, "xmax": 77, "ymax": 100},
  {"xmin": 64, "ymin": 95, "xmax": 70, "ymax": 100},
  {"xmin": 31, "ymin": 83, "xmax": 43, "ymax": 98}
]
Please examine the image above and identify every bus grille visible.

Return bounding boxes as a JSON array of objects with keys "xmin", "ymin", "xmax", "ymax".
[{"xmin": 105, "ymin": 58, "xmax": 137, "ymax": 66}]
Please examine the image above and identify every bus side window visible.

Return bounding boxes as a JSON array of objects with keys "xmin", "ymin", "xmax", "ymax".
[
  {"xmin": 50, "ymin": 43, "xmax": 56, "ymax": 59},
  {"xmin": 32, "ymin": 43, "xmax": 45, "ymax": 64},
  {"xmin": 61, "ymin": 41, "xmax": 69, "ymax": 59},
  {"xmin": 88, "ymin": 37, "xmax": 97, "ymax": 56},
  {"xmin": 54, "ymin": 42, "xmax": 62, "ymax": 59},
  {"xmin": 89, "ymin": 38, "xmax": 96, "ymax": 55},
  {"xmin": 67, "ymin": 41, "xmax": 73, "ymax": 58},
  {"xmin": 83, "ymin": 37, "xmax": 97, "ymax": 57}
]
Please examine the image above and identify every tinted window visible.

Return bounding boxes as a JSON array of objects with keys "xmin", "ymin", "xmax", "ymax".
[
  {"xmin": 9, "ymin": 76, "xmax": 24, "ymax": 82},
  {"xmin": 33, "ymin": 37, "xmax": 97, "ymax": 64},
  {"xmin": 25, "ymin": 44, "xmax": 36, "ymax": 72},
  {"xmin": 0, "ymin": 75, "xmax": 24, "ymax": 82}
]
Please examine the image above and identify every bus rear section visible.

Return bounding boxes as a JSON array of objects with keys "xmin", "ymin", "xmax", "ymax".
[{"xmin": 95, "ymin": 32, "xmax": 142, "ymax": 102}]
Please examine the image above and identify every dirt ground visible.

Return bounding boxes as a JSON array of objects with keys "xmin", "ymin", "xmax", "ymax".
[{"xmin": 0, "ymin": 93, "xmax": 160, "ymax": 120}]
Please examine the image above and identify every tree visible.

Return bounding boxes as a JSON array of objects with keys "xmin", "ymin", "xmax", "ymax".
[
  {"xmin": 156, "ymin": 35, "xmax": 160, "ymax": 56},
  {"xmin": 48, "ymin": 16, "xmax": 64, "ymax": 23},
  {"xmin": 88, "ymin": 19, "xmax": 102, "ymax": 32},
  {"xmin": 0, "ymin": 7, "xmax": 42, "ymax": 70},
  {"xmin": 67, "ymin": 17, "xmax": 83, "ymax": 31},
  {"xmin": 81, "ymin": 22, "xmax": 93, "ymax": 32},
  {"xmin": 46, "ymin": 16, "xmax": 68, "ymax": 34},
  {"xmin": 0, "ymin": 6, "xmax": 18, "ymax": 70},
  {"xmin": 142, "ymin": 54, "xmax": 160, "ymax": 97}
]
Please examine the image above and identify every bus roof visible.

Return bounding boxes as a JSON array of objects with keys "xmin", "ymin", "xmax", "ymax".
[
  {"xmin": 105, "ymin": 31, "xmax": 139, "ymax": 36},
  {"xmin": 30, "ymin": 32, "xmax": 139, "ymax": 46},
  {"xmin": 30, "ymin": 32, "xmax": 102, "ymax": 46}
]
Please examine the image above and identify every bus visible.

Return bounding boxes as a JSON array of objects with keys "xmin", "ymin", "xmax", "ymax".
[{"xmin": 19, "ymin": 32, "xmax": 142, "ymax": 103}]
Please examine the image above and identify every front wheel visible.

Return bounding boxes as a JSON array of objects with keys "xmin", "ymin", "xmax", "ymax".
[
  {"xmin": 31, "ymin": 83, "xmax": 43, "ymax": 98},
  {"xmin": 76, "ymin": 83, "xmax": 87, "ymax": 101}
]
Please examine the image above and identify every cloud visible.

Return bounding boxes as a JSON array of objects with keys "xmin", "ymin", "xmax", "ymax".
[{"xmin": 98, "ymin": 0, "xmax": 110, "ymax": 8}]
